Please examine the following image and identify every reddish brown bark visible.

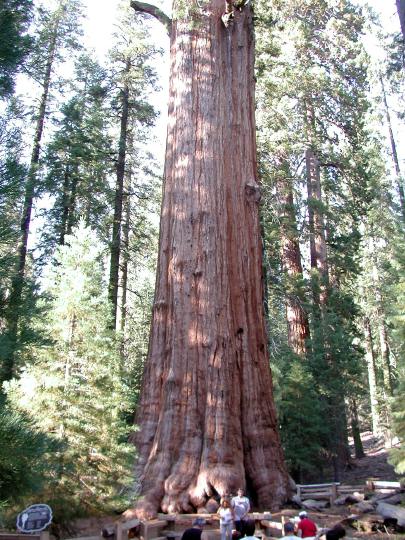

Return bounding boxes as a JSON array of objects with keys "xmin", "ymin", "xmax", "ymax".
[
  {"xmin": 276, "ymin": 168, "xmax": 310, "ymax": 357},
  {"xmin": 130, "ymin": 0, "xmax": 288, "ymax": 519}
]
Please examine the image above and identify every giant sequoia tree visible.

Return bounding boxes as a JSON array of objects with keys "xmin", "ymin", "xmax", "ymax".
[{"xmin": 129, "ymin": 0, "xmax": 289, "ymax": 519}]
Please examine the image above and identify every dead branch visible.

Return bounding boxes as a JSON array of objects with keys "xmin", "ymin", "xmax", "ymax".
[{"xmin": 130, "ymin": 1, "xmax": 172, "ymax": 35}]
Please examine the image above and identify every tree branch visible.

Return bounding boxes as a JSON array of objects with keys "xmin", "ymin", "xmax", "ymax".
[{"xmin": 130, "ymin": 1, "xmax": 172, "ymax": 35}]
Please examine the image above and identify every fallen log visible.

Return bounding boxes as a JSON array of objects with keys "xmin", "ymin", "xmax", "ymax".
[{"xmin": 376, "ymin": 502, "xmax": 405, "ymax": 527}]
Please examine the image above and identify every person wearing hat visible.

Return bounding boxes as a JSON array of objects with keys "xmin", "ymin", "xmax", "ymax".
[
  {"xmin": 181, "ymin": 517, "xmax": 208, "ymax": 540},
  {"xmin": 297, "ymin": 512, "xmax": 317, "ymax": 539},
  {"xmin": 281, "ymin": 522, "xmax": 300, "ymax": 540}
]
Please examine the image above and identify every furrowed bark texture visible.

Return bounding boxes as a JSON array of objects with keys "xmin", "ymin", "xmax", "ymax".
[
  {"xmin": 277, "ymin": 173, "xmax": 310, "ymax": 357},
  {"xmin": 131, "ymin": 1, "xmax": 288, "ymax": 519}
]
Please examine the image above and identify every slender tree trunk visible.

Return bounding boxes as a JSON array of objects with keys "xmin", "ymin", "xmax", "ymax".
[
  {"xmin": 119, "ymin": 180, "xmax": 131, "ymax": 336},
  {"xmin": 59, "ymin": 164, "xmax": 71, "ymax": 245},
  {"xmin": 305, "ymin": 147, "xmax": 328, "ymax": 303},
  {"xmin": 371, "ymin": 259, "xmax": 394, "ymax": 396},
  {"xmin": 276, "ymin": 166, "xmax": 310, "ymax": 357},
  {"xmin": 109, "ymin": 68, "xmax": 130, "ymax": 329},
  {"xmin": 304, "ymin": 99, "xmax": 349, "ymax": 479},
  {"xmin": 397, "ymin": 0, "xmax": 405, "ymax": 42},
  {"xmin": 380, "ymin": 74, "xmax": 405, "ymax": 221},
  {"xmin": 129, "ymin": 0, "xmax": 288, "ymax": 519},
  {"xmin": 2, "ymin": 21, "xmax": 59, "ymax": 382},
  {"xmin": 363, "ymin": 316, "xmax": 380, "ymax": 435},
  {"xmin": 349, "ymin": 398, "xmax": 365, "ymax": 459},
  {"xmin": 65, "ymin": 172, "xmax": 79, "ymax": 237}
]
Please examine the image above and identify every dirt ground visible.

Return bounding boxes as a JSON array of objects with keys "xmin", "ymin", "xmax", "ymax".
[{"xmin": 66, "ymin": 432, "xmax": 402, "ymax": 540}]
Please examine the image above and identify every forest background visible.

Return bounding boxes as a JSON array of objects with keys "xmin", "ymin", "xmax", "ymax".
[{"xmin": 0, "ymin": 0, "xmax": 405, "ymax": 528}]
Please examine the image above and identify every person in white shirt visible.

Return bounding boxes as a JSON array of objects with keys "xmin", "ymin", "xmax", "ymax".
[
  {"xmin": 231, "ymin": 488, "xmax": 250, "ymax": 534},
  {"xmin": 217, "ymin": 498, "xmax": 233, "ymax": 540}
]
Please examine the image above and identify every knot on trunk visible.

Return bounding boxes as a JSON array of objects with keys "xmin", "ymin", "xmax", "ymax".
[
  {"xmin": 245, "ymin": 181, "xmax": 261, "ymax": 203},
  {"xmin": 154, "ymin": 299, "xmax": 167, "ymax": 310}
]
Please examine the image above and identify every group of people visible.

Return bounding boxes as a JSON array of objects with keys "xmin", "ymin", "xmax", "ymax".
[
  {"xmin": 281, "ymin": 512, "xmax": 346, "ymax": 540},
  {"xmin": 181, "ymin": 489, "xmax": 251, "ymax": 540},
  {"xmin": 181, "ymin": 492, "xmax": 345, "ymax": 540}
]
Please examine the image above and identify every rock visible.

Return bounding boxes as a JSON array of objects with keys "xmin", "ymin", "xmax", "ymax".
[
  {"xmin": 302, "ymin": 499, "xmax": 328, "ymax": 511},
  {"xmin": 382, "ymin": 493, "xmax": 404, "ymax": 505},
  {"xmin": 370, "ymin": 492, "xmax": 403, "ymax": 505},
  {"xmin": 206, "ymin": 498, "xmax": 219, "ymax": 513},
  {"xmin": 377, "ymin": 502, "xmax": 405, "ymax": 526},
  {"xmin": 291, "ymin": 494, "xmax": 303, "ymax": 506},
  {"xmin": 352, "ymin": 502, "xmax": 375, "ymax": 514},
  {"xmin": 334, "ymin": 495, "xmax": 349, "ymax": 506}
]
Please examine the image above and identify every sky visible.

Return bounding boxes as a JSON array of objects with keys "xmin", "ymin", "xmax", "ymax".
[{"xmin": 77, "ymin": 0, "xmax": 403, "ymax": 163}]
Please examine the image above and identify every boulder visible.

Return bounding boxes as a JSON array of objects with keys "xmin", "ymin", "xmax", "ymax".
[
  {"xmin": 302, "ymin": 499, "xmax": 328, "ymax": 511},
  {"xmin": 382, "ymin": 493, "xmax": 404, "ymax": 505},
  {"xmin": 377, "ymin": 502, "xmax": 405, "ymax": 527},
  {"xmin": 206, "ymin": 498, "xmax": 219, "ymax": 513},
  {"xmin": 369, "ymin": 491, "xmax": 401, "ymax": 504},
  {"xmin": 352, "ymin": 502, "xmax": 375, "ymax": 514},
  {"xmin": 291, "ymin": 494, "xmax": 303, "ymax": 507},
  {"xmin": 334, "ymin": 495, "xmax": 349, "ymax": 506}
]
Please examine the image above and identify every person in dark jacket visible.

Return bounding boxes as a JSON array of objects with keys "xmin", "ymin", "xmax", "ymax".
[{"xmin": 181, "ymin": 518, "xmax": 207, "ymax": 540}]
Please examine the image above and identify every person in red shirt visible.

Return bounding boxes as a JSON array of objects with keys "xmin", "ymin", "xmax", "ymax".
[{"xmin": 297, "ymin": 512, "xmax": 317, "ymax": 539}]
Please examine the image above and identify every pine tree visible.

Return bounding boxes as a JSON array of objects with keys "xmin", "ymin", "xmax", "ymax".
[
  {"xmin": 0, "ymin": 0, "xmax": 33, "ymax": 97},
  {"xmin": 7, "ymin": 224, "xmax": 135, "ymax": 516},
  {"xmin": 256, "ymin": 0, "xmax": 372, "ymax": 476},
  {"xmin": 107, "ymin": 5, "xmax": 158, "ymax": 329},
  {"xmin": 40, "ymin": 53, "xmax": 112, "ymax": 259},
  {"xmin": 3, "ymin": 0, "xmax": 84, "ymax": 382}
]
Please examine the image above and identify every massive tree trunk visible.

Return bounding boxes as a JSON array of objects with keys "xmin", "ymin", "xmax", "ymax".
[
  {"xmin": 129, "ymin": 0, "xmax": 289, "ymax": 519},
  {"xmin": 276, "ymin": 164, "xmax": 310, "ymax": 357}
]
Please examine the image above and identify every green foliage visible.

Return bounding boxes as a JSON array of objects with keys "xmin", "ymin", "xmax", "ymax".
[
  {"xmin": 278, "ymin": 355, "xmax": 325, "ymax": 480},
  {"xmin": 0, "ymin": 396, "xmax": 57, "ymax": 508},
  {"xmin": 7, "ymin": 224, "xmax": 136, "ymax": 516},
  {"xmin": 389, "ymin": 365, "xmax": 405, "ymax": 477},
  {"xmin": 0, "ymin": 0, "xmax": 33, "ymax": 97}
]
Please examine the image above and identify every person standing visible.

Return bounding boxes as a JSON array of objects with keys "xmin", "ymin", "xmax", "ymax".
[
  {"xmin": 297, "ymin": 512, "xmax": 317, "ymax": 539},
  {"xmin": 218, "ymin": 498, "xmax": 233, "ymax": 540},
  {"xmin": 231, "ymin": 488, "xmax": 250, "ymax": 534}
]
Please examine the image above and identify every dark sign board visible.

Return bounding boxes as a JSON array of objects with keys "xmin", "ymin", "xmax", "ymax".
[{"xmin": 16, "ymin": 504, "xmax": 52, "ymax": 533}]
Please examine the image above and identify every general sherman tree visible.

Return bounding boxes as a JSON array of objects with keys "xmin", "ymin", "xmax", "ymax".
[{"xmin": 128, "ymin": 0, "xmax": 289, "ymax": 519}]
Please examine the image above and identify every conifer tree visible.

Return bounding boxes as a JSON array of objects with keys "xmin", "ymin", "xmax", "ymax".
[
  {"xmin": 0, "ymin": 0, "xmax": 33, "ymax": 97},
  {"xmin": 3, "ymin": 0, "xmax": 84, "ymax": 382},
  {"xmin": 256, "ymin": 0, "xmax": 371, "ymax": 476},
  {"xmin": 107, "ymin": 5, "xmax": 158, "ymax": 329},
  {"xmin": 7, "ymin": 224, "xmax": 135, "ymax": 515}
]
